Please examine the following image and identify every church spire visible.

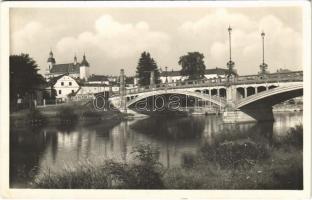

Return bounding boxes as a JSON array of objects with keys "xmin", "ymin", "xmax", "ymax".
[
  {"xmin": 74, "ymin": 53, "xmax": 77, "ymax": 65},
  {"xmin": 49, "ymin": 48, "xmax": 53, "ymax": 58},
  {"xmin": 47, "ymin": 49, "xmax": 55, "ymax": 64},
  {"xmin": 81, "ymin": 52, "xmax": 89, "ymax": 67}
]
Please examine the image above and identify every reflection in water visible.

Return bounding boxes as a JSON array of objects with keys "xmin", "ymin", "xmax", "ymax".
[{"xmin": 10, "ymin": 112, "xmax": 302, "ymax": 188}]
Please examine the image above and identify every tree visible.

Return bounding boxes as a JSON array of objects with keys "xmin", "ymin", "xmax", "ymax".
[
  {"xmin": 178, "ymin": 52, "xmax": 206, "ymax": 80},
  {"xmin": 136, "ymin": 52, "xmax": 160, "ymax": 86},
  {"xmin": 10, "ymin": 54, "xmax": 46, "ymax": 108}
]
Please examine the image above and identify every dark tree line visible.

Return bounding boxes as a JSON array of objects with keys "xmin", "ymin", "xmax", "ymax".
[
  {"xmin": 10, "ymin": 54, "xmax": 46, "ymax": 109},
  {"xmin": 136, "ymin": 51, "xmax": 160, "ymax": 86},
  {"xmin": 136, "ymin": 51, "xmax": 207, "ymax": 86},
  {"xmin": 179, "ymin": 52, "xmax": 206, "ymax": 80}
]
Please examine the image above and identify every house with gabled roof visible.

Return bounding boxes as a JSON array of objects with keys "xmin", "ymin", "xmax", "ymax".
[{"xmin": 46, "ymin": 73, "xmax": 80, "ymax": 102}]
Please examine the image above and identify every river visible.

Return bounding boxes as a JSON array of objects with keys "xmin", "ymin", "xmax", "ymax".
[{"xmin": 10, "ymin": 111, "xmax": 303, "ymax": 188}]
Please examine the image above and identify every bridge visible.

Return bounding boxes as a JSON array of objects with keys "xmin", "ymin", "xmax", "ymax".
[{"xmin": 109, "ymin": 70, "xmax": 303, "ymax": 123}]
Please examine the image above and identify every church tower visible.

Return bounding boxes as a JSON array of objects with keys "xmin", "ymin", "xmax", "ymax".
[
  {"xmin": 80, "ymin": 53, "xmax": 90, "ymax": 80},
  {"xmin": 47, "ymin": 49, "xmax": 56, "ymax": 73}
]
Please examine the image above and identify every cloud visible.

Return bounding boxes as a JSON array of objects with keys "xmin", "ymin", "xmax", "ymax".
[
  {"xmin": 178, "ymin": 9, "xmax": 302, "ymax": 75},
  {"xmin": 56, "ymin": 15, "xmax": 170, "ymax": 61},
  {"xmin": 10, "ymin": 9, "xmax": 302, "ymax": 76}
]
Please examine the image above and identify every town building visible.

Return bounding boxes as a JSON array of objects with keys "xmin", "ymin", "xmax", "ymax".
[
  {"xmin": 88, "ymin": 75, "xmax": 110, "ymax": 85},
  {"xmin": 158, "ymin": 67, "xmax": 230, "ymax": 84},
  {"xmin": 45, "ymin": 50, "xmax": 90, "ymax": 81},
  {"xmin": 46, "ymin": 74, "xmax": 80, "ymax": 101}
]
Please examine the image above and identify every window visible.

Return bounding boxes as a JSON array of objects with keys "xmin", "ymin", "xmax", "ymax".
[
  {"xmin": 71, "ymin": 90, "xmax": 75, "ymax": 93},
  {"xmin": 58, "ymin": 90, "xmax": 62, "ymax": 94},
  {"xmin": 69, "ymin": 82, "xmax": 72, "ymax": 86},
  {"xmin": 61, "ymin": 82, "xmax": 64, "ymax": 86}
]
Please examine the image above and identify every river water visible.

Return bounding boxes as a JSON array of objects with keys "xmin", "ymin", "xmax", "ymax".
[{"xmin": 10, "ymin": 112, "xmax": 303, "ymax": 188}]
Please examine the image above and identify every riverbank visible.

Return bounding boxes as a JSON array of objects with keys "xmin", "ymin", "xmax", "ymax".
[
  {"xmin": 30, "ymin": 124, "xmax": 303, "ymax": 189},
  {"xmin": 10, "ymin": 102, "xmax": 127, "ymax": 128}
]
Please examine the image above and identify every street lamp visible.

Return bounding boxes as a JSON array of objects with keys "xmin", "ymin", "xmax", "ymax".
[
  {"xmin": 228, "ymin": 25, "xmax": 232, "ymax": 62},
  {"xmin": 259, "ymin": 31, "xmax": 268, "ymax": 75},
  {"xmin": 165, "ymin": 66, "xmax": 168, "ymax": 84},
  {"xmin": 226, "ymin": 25, "xmax": 235, "ymax": 81}
]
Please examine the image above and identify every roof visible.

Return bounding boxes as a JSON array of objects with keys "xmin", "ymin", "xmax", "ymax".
[
  {"xmin": 160, "ymin": 70, "xmax": 181, "ymax": 77},
  {"xmin": 46, "ymin": 73, "xmax": 68, "ymax": 87},
  {"xmin": 159, "ymin": 67, "xmax": 229, "ymax": 77},
  {"xmin": 125, "ymin": 77, "xmax": 134, "ymax": 84},
  {"xmin": 50, "ymin": 63, "xmax": 80, "ymax": 74},
  {"xmin": 47, "ymin": 57, "xmax": 56, "ymax": 63},
  {"xmin": 81, "ymin": 54, "xmax": 90, "ymax": 67},
  {"xmin": 80, "ymin": 83, "xmax": 108, "ymax": 87},
  {"xmin": 88, "ymin": 75, "xmax": 109, "ymax": 82},
  {"xmin": 204, "ymin": 68, "xmax": 229, "ymax": 75}
]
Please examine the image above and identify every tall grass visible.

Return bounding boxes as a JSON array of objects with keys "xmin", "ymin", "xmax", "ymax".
[{"xmin": 33, "ymin": 144, "xmax": 165, "ymax": 189}]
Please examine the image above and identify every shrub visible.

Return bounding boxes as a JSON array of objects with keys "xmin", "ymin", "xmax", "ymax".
[
  {"xmin": 57, "ymin": 106, "xmax": 78, "ymax": 124},
  {"xmin": 273, "ymin": 124, "xmax": 303, "ymax": 150},
  {"xmin": 33, "ymin": 144, "xmax": 165, "ymax": 189},
  {"xmin": 82, "ymin": 110, "xmax": 102, "ymax": 119},
  {"xmin": 181, "ymin": 153, "xmax": 196, "ymax": 169},
  {"xmin": 26, "ymin": 109, "xmax": 46, "ymax": 125},
  {"xmin": 285, "ymin": 124, "xmax": 303, "ymax": 148}
]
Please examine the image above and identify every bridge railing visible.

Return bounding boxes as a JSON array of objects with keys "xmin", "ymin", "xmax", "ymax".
[{"xmin": 110, "ymin": 71, "xmax": 303, "ymax": 97}]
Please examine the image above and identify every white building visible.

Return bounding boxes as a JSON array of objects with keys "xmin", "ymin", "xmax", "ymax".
[
  {"xmin": 47, "ymin": 74, "xmax": 80, "ymax": 101},
  {"xmin": 45, "ymin": 50, "xmax": 90, "ymax": 81},
  {"xmin": 87, "ymin": 75, "xmax": 110, "ymax": 85},
  {"xmin": 203, "ymin": 68, "xmax": 229, "ymax": 80}
]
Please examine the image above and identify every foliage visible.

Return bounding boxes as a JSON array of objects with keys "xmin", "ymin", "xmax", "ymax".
[
  {"xmin": 273, "ymin": 124, "xmax": 303, "ymax": 150},
  {"xmin": 26, "ymin": 109, "xmax": 46, "ymax": 125},
  {"xmin": 10, "ymin": 54, "xmax": 46, "ymax": 108},
  {"xmin": 82, "ymin": 110, "xmax": 102, "ymax": 119},
  {"xmin": 178, "ymin": 52, "xmax": 206, "ymax": 80},
  {"xmin": 285, "ymin": 124, "xmax": 303, "ymax": 148},
  {"xmin": 31, "ymin": 125, "xmax": 303, "ymax": 190},
  {"xmin": 33, "ymin": 144, "xmax": 164, "ymax": 189},
  {"xmin": 57, "ymin": 106, "xmax": 78, "ymax": 124},
  {"xmin": 136, "ymin": 51, "xmax": 160, "ymax": 86},
  {"xmin": 43, "ymin": 89, "xmax": 57, "ymax": 101}
]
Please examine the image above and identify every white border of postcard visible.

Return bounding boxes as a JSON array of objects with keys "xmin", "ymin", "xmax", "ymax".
[{"xmin": 0, "ymin": 1, "xmax": 311, "ymax": 199}]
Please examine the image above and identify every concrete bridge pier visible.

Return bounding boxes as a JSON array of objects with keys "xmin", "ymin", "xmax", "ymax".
[
  {"xmin": 223, "ymin": 85, "xmax": 275, "ymax": 123},
  {"xmin": 225, "ymin": 85, "xmax": 237, "ymax": 109},
  {"xmin": 119, "ymin": 69, "xmax": 127, "ymax": 113},
  {"xmin": 223, "ymin": 106, "xmax": 274, "ymax": 123}
]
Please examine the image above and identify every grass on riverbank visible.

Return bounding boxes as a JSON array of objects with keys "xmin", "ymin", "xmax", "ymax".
[
  {"xmin": 33, "ymin": 144, "xmax": 165, "ymax": 189},
  {"xmin": 10, "ymin": 102, "xmax": 125, "ymax": 128},
  {"xmin": 32, "ymin": 124, "xmax": 303, "ymax": 189}
]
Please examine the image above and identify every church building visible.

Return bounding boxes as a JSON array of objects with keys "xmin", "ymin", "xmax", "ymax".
[{"xmin": 45, "ymin": 50, "xmax": 90, "ymax": 81}]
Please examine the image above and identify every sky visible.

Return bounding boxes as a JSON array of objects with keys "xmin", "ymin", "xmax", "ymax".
[{"xmin": 10, "ymin": 6, "xmax": 303, "ymax": 76}]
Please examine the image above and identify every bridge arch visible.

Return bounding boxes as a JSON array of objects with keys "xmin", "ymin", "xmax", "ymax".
[
  {"xmin": 257, "ymin": 86, "xmax": 267, "ymax": 93},
  {"xmin": 236, "ymin": 84, "xmax": 303, "ymax": 109},
  {"xmin": 126, "ymin": 90, "xmax": 226, "ymax": 108},
  {"xmin": 219, "ymin": 88, "xmax": 226, "ymax": 97},
  {"xmin": 237, "ymin": 87, "xmax": 245, "ymax": 98},
  {"xmin": 246, "ymin": 87, "xmax": 256, "ymax": 97}
]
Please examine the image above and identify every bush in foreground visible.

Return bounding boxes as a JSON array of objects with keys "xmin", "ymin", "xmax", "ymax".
[{"xmin": 33, "ymin": 144, "xmax": 164, "ymax": 189}]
